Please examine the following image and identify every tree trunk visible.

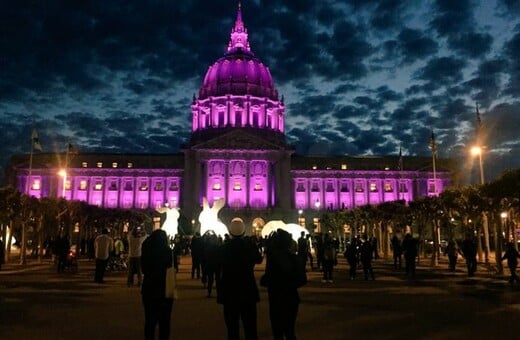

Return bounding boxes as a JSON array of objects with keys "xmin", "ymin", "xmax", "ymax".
[
  {"xmin": 20, "ymin": 221, "xmax": 27, "ymax": 265},
  {"xmin": 430, "ymin": 220, "xmax": 439, "ymax": 267},
  {"xmin": 493, "ymin": 217, "xmax": 503, "ymax": 275},
  {"xmin": 482, "ymin": 213, "xmax": 490, "ymax": 263}
]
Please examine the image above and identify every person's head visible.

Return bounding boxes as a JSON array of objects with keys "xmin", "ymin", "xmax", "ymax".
[
  {"xmin": 151, "ymin": 229, "xmax": 169, "ymax": 248},
  {"xmin": 102, "ymin": 228, "xmax": 109, "ymax": 235},
  {"xmin": 300, "ymin": 231, "xmax": 305, "ymax": 237}
]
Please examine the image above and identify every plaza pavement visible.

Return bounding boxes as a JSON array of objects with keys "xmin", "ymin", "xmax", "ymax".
[{"xmin": 1, "ymin": 254, "xmax": 520, "ymax": 340}]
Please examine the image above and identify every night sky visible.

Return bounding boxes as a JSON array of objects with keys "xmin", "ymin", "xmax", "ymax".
[{"xmin": 2, "ymin": 0, "xmax": 520, "ymax": 184}]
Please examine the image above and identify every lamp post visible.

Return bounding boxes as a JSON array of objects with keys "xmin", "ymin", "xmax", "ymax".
[
  {"xmin": 298, "ymin": 209, "xmax": 303, "ymax": 226},
  {"xmin": 58, "ymin": 169, "xmax": 67, "ymax": 198},
  {"xmin": 471, "ymin": 146, "xmax": 490, "ymax": 263},
  {"xmin": 470, "ymin": 146, "xmax": 485, "ymax": 185}
]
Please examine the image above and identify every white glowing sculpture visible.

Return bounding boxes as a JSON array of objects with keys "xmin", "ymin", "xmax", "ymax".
[
  {"xmin": 155, "ymin": 204, "xmax": 180, "ymax": 238},
  {"xmin": 198, "ymin": 197, "xmax": 228, "ymax": 238},
  {"xmin": 261, "ymin": 220, "xmax": 309, "ymax": 242}
]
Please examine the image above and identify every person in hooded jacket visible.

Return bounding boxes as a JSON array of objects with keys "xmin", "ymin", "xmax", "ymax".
[
  {"xmin": 141, "ymin": 229, "xmax": 174, "ymax": 340},
  {"xmin": 217, "ymin": 219, "xmax": 263, "ymax": 340},
  {"xmin": 263, "ymin": 229, "xmax": 306, "ymax": 340}
]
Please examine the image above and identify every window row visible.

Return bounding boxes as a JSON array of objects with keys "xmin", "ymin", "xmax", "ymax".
[{"xmin": 295, "ymin": 181, "xmax": 409, "ymax": 193}]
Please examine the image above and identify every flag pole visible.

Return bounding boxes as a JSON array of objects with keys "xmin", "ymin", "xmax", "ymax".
[
  {"xmin": 430, "ymin": 130, "xmax": 437, "ymax": 194},
  {"xmin": 26, "ymin": 130, "xmax": 36, "ymax": 195}
]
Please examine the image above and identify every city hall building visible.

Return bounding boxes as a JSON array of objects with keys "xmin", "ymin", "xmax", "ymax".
[{"xmin": 6, "ymin": 5, "xmax": 454, "ymax": 230}]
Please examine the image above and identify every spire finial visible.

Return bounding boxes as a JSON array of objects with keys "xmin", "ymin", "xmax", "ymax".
[{"xmin": 227, "ymin": 1, "xmax": 251, "ymax": 53}]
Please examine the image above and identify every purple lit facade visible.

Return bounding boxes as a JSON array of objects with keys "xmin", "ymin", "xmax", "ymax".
[{"xmin": 7, "ymin": 5, "xmax": 453, "ymax": 224}]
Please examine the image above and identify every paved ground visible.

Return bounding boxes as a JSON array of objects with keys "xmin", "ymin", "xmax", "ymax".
[{"xmin": 1, "ymin": 255, "xmax": 520, "ymax": 340}]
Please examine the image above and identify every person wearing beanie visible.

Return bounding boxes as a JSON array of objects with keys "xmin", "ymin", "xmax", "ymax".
[{"xmin": 217, "ymin": 219, "xmax": 263, "ymax": 340}]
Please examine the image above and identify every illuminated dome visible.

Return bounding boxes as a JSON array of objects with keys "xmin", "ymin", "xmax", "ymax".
[
  {"xmin": 199, "ymin": 3, "xmax": 278, "ymax": 100},
  {"xmin": 191, "ymin": 3, "xmax": 285, "ymax": 138},
  {"xmin": 199, "ymin": 51, "xmax": 278, "ymax": 101}
]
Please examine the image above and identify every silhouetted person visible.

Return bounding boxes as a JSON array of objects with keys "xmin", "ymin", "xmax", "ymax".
[
  {"xmin": 371, "ymin": 236, "xmax": 379, "ymax": 259},
  {"xmin": 444, "ymin": 240, "xmax": 459, "ymax": 272},
  {"xmin": 461, "ymin": 235, "xmax": 477, "ymax": 276},
  {"xmin": 402, "ymin": 234, "xmax": 418, "ymax": 276},
  {"xmin": 297, "ymin": 231, "xmax": 309, "ymax": 271},
  {"xmin": 203, "ymin": 233, "xmax": 221, "ymax": 297},
  {"xmin": 141, "ymin": 229, "xmax": 174, "ymax": 340},
  {"xmin": 263, "ymin": 229, "xmax": 306, "ymax": 340},
  {"xmin": 190, "ymin": 232, "xmax": 203, "ymax": 279},
  {"xmin": 217, "ymin": 219, "xmax": 263, "ymax": 340},
  {"xmin": 0, "ymin": 238, "xmax": 4, "ymax": 270},
  {"xmin": 321, "ymin": 234, "xmax": 336, "ymax": 283},
  {"xmin": 391, "ymin": 235, "xmax": 402, "ymax": 270},
  {"xmin": 501, "ymin": 242, "xmax": 520, "ymax": 283},
  {"xmin": 55, "ymin": 234, "xmax": 70, "ymax": 273},
  {"xmin": 360, "ymin": 235, "xmax": 374, "ymax": 280},
  {"xmin": 344, "ymin": 242, "xmax": 358, "ymax": 280}
]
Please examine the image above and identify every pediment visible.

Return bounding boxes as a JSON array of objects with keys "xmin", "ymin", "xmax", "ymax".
[{"xmin": 191, "ymin": 130, "xmax": 287, "ymax": 150}]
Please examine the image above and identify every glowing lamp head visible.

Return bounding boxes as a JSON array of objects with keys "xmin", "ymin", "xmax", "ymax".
[
  {"xmin": 470, "ymin": 146, "xmax": 481, "ymax": 156},
  {"xmin": 501, "ymin": 212, "xmax": 508, "ymax": 219},
  {"xmin": 58, "ymin": 169, "xmax": 66, "ymax": 177}
]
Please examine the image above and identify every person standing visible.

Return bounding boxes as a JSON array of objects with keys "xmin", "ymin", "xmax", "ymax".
[
  {"xmin": 444, "ymin": 240, "xmax": 459, "ymax": 272},
  {"xmin": 391, "ymin": 235, "xmax": 402, "ymax": 270},
  {"xmin": 297, "ymin": 231, "xmax": 309, "ymax": 271},
  {"xmin": 401, "ymin": 234, "xmax": 418, "ymax": 277},
  {"xmin": 203, "ymin": 233, "xmax": 221, "ymax": 297},
  {"xmin": 263, "ymin": 229, "xmax": 306, "ymax": 340},
  {"xmin": 321, "ymin": 234, "xmax": 336, "ymax": 283},
  {"xmin": 141, "ymin": 229, "xmax": 174, "ymax": 340},
  {"xmin": 360, "ymin": 235, "xmax": 375, "ymax": 280},
  {"xmin": 127, "ymin": 226, "xmax": 147, "ymax": 286},
  {"xmin": 343, "ymin": 242, "xmax": 358, "ymax": 280},
  {"xmin": 217, "ymin": 219, "xmax": 263, "ymax": 340},
  {"xmin": 461, "ymin": 234, "xmax": 477, "ymax": 277},
  {"xmin": 190, "ymin": 232, "xmax": 203, "ymax": 279},
  {"xmin": 501, "ymin": 242, "xmax": 520, "ymax": 283},
  {"xmin": 94, "ymin": 228, "xmax": 113, "ymax": 283}
]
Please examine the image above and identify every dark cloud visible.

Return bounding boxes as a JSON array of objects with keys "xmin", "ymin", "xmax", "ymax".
[
  {"xmin": 429, "ymin": 0, "xmax": 475, "ymax": 38},
  {"xmin": 395, "ymin": 28, "xmax": 439, "ymax": 64},
  {"xmin": 414, "ymin": 57, "xmax": 466, "ymax": 86},
  {"xmin": 447, "ymin": 32, "xmax": 493, "ymax": 58}
]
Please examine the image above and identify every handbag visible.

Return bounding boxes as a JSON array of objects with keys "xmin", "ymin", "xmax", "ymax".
[{"xmin": 165, "ymin": 266, "xmax": 178, "ymax": 300}]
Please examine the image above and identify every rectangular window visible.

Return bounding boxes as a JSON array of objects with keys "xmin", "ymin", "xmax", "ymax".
[
  {"xmin": 428, "ymin": 183, "xmax": 436, "ymax": 193},
  {"xmin": 81, "ymin": 162, "xmax": 88, "ymax": 168},
  {"xmin": 340, "ymin": 183, "xmax": 349, "ymax": 192},
  {"xmin": 296, "ymin": 183, "xmax": 305, "ymax": 192},
  {"xmin": 213, "ymin": 182, "xmax": 221, "ymax": 190},
  {"xmin": 97, "ymin": 162, "xmax": 103, "ymax": 168},
  {"xmin": 65, "ymin": 180, "xmax": 71, "ymax": 190},
  {"xmin": 109, "ymin": 182, "xmax": 118, "ymax": 191},
  {"xmin": 139, "ymin": 182, "xmax": 148, "ymax": 191},
  {"xmin": 233, "ymin": 182, "xmax": 241, "ymax": 191},
  {"xmin": 370, "ymin": 183, "xmax": 377, "ymax": 192},
  {"xmin": 124, "ymin": 182, "xmax": 133, "ymax": 191},
  {"xmin": 32, "ymin": 179, "xmax": 40, "ymax": 190},
  {"xmin": 341, "ymin": 164, "xmax": 347, "ymax": 170},
  {"xmin": 311, "ymin": 183, "xmax": 320, "ymax": 192},
  {"xmin": 94, "ymin": 182, "xmax": 102, "ymax": 191},
  {"xmin": 127, "ymin": 162, "xmax": 133, "ymax": 168},
  {"xmin": 79, "ymin": 180, "xmax": 87, "ymax": 190},
  {"xmin": 112, "ymin": 162, "xmax": 118, "ymax": 168},
  {"xmin": 312, "ymin": 165, "xmax": 317, "ymax": 170},
  {"xmin": 254, "ymin": 183, "xmax": 262, "ymax": 191},
  {"xmin": 326, "ymin": 182, "xmax": 334, "ymax": 192},
  {"xmin": 355, "ymin": 182, "xmax": 364, "ymax": 192},
  {"xmin": 384, "ymin": 183, "xmax": 393, "ymax": 192},
  {"xmin": 399, "ymin": 183, "xmax": 408, "ymax": 192},
  {"xmin": 169, "ymin": 182, "xmax": 179, "ymax": 191},
  {"xmin": 154, "ymin": 182, "xmax": 163, "ymax": 191}
]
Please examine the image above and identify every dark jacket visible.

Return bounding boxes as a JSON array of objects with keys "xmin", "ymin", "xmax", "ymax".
[
  {"xmin": 263, "ymin": 247, "xmax": 305, "ymax": 303},
  {"xmin": 141, "ymin": 230, "xmax": 173, "ymax": 299},
  {"xmin": 217, "ymin": 237, "xmax": 263, "ymax": 305}
]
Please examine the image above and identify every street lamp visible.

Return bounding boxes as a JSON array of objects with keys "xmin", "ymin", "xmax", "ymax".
[{"xmin": 470, "ymin": 146, "xmax": 485, "ymax": 185}]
